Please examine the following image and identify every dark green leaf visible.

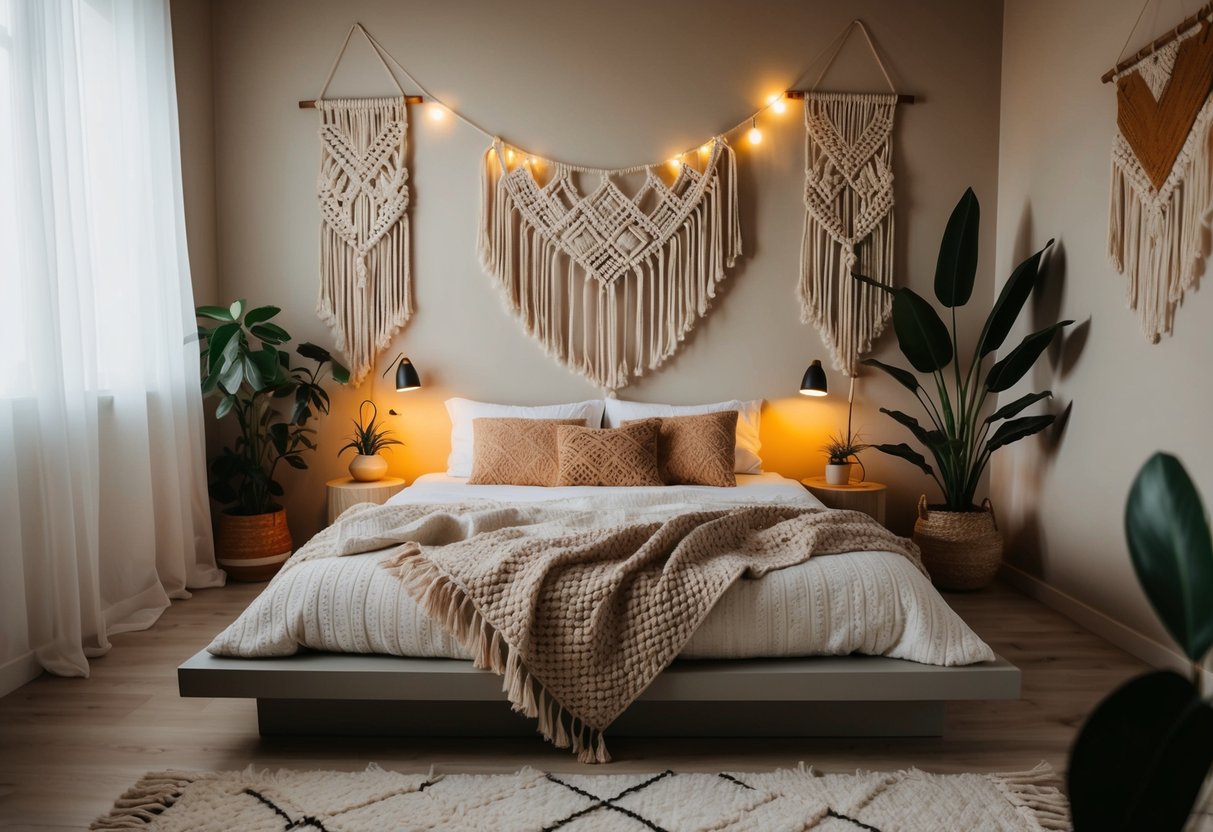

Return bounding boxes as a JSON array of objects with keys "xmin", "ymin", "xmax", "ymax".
[
  {"xmin": 268, "ymin": 422, "xmax": 290, "ymax": 455},
  {"xmin": 267, "ymin": 479, "xmax": 284, "ymax": 497},
  {"xmin": 217, "ymin": 359, "xmax": 243, "ymax": 395},
  {"xmin": 296, "ymin": 342, "xmax": 332, "ymax": 363},
  {"xmin": 250, "ymin": 322, "xmax": 290, "ymax": 344},
  {"xmin": 934, "ymin": 188, "xmax": 980, "ymax": 308},
  {"xmin": 872, "ymin": 442, "xmax": 935, "ymax": 477},
  {"xmin": 206, "ymin": 324, "xmax": 240, "ymax": 375},
  {"xmin": 979, "ymin": 240, "xmax": 1054, "ymax": 357},
  {"xmin": 241, "ymin": 355, "xmax": 265, "ymax": 392},
  {"xmin": 200, "ymin": 369, "xmax": 220, "ymax": 396},
  {"xmin": 851, "ymin": 272, "xmax": 896, "ymax": 296},
  {"xmin": 1126, "ymin": 453, "xmax": 1213, "ymax": 662},
  {"xmin": 214, "ymin": 395, "xmax": 235, "ymax": 420},
  {"xmin": 196, "ymin": 305, "xmax": 234, "ymax": 322},
  {"xmin": 985, "ymin": 320, "xmax": 1073, "ymax": 392},
  {"xmin": 861, "ymin": 358, "xmax": 920, "ymax": 393},
  {"xmin": 891, "ymin": 288, "xmax": 954, "ymax": 373},
  {"xmin": 284, "ymin": 454, "xmax": 307, "ymax": 470},
  {"xmin": 1068, "ymin": 670, "xmax": 1213, "ymax": 831},
  {"xmin": 330, "ymin": 360, "xmax": 350, "ymax": 385},
  {"xmin": 985, "ymin": 391, "xmax": 1052, "ymax": 423},
  {"xmin": 208, "ymin": 480, "xmax": 238, "ymax": 505},
  {"xmin": 243, "ymin": 305, "xmax": 281, "ymax": 326},
  {"xmin": 880, "ymin": 407, "xmax": 938, "ymax": 448},
  {"xmin": 249, "ymin": 346, "xmax": 280, "ymax": 383},
  {"xmin": 985, "ymin": 414, "xmax": 1054, "ymax": 452}
]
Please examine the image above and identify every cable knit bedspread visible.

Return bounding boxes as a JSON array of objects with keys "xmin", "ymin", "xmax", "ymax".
[{"xmin": 208, "ymin": 478, "xmax": 995, "ymax": 761}]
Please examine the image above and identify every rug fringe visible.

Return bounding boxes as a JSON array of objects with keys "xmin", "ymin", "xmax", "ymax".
[
  {"xmin": 383, "ymin": 546, "xmax": 613, "ymax": 764},
  {"xmin": 90, "ymin": 771, "xmax": 202, "ymax": 829},
  {"xmin": 988, "ymin": 762, "xmax": 1071, "ymax": 831}
]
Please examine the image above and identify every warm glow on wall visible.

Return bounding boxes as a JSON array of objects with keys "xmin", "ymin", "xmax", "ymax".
[
  {"xmin": 747, "ymin": 119, "xmax": 763, "ymax": 146},
  {"xmin": 427, "ymin": 103, "xmax": 446, "ymax": 122},
  {"xmin": 767, "ymin": 93, "xmax": 787, "ymax": 115}
]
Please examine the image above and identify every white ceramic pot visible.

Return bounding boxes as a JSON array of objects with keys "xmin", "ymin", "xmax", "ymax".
[
  {"xmin": 349, "ymin": 453, "xmax": 388, "ymax": 482},
  {"xmin": 825, "ymin": 462, "xmax": 853, "ymax": 485}
]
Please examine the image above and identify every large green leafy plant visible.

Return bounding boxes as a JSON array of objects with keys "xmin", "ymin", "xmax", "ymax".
[
  {"xmin": 1068, "ymin": 453, "xmax": 1213, "ymax": 830},
  {"xmin": 196, "ymin": 300, "xmax": 349, "ymax": 515},
  {"xmin": 855, "ymin": 188, "xmax": 1072, "ymax": 511}
]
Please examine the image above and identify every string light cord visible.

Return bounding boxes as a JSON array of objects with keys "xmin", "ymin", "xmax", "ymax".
[{"xmin": 345, "ymin": 19, "xmax": 883, "ymax": 174}]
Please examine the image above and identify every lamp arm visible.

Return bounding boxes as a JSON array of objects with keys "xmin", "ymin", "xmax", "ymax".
[{"xmin": 381, "ymin": 351, "xmax": 406, "ymax": 379}]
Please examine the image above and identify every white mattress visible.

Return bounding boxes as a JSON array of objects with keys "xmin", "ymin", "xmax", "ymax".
[{"xmin": 210, "ymin": 474, "xmax": 994, "ymax": 666}]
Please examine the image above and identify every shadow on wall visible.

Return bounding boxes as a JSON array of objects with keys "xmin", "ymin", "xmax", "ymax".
[{"xmin": 997, "ymin": 205, "xmax": 1091, "ymax": 575}]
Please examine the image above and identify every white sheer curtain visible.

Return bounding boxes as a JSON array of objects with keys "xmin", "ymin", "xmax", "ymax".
[{"xmin": 0, "ymin": 0, "xmax": 222, "ymax": 691}]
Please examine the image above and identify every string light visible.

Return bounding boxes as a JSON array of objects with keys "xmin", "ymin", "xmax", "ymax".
[
  {"xmin": 699, "ymin": 142, "xmax": 711, "ymax": 155},
  {"xmin": 767, "ymin": 93, "xmax": 787, "ymax": 115},
  {"xmin": 506, "ymin": 148, "xmax": 515, "ymax": 164},
  {"xmin": 747, "ymin": 118, "xmax": 763, "ymax": 146},
  {"xmin": 667, "ymin": 156, "xmax": 682, "ymax": 172},
  {"xmin": 427, "ymin": 103, "xmax": 447, "ymax": 122}
]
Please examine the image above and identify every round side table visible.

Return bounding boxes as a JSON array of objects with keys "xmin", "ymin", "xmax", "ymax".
[
  {"xmin": 801, "ymin": 477, "xmax": 887, "ymax": 525},
  {"xmin": 326, "ymin": 476, "xmax": 406, "ymax": 525}
]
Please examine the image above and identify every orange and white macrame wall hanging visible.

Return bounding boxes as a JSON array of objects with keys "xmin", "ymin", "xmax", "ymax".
[
  {"xmin": 313, "ymin": 26, "xmax": 413, "ymax": 383},
  {"xmin": 1109, "ymin": 17, "xmax": 1213, "ymax": 343}
]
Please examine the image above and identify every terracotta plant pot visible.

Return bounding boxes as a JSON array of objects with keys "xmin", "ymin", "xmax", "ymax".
[
  {"xmin": 825, "ymin": 462, "xmax": 853, "ymax": 485},
  {"xmin": 349, "ymin": 453, "xmax": 389, "ymax": 482},
  {"xmin": 912, "ymin": 495, "xmax": 1003, "ymax": 591},
  {"xmin": 215, "ymin": 507, "xmax": 292, "ymax": 582}
]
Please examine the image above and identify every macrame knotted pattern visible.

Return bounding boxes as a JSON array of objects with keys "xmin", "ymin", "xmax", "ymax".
[
  {"xmin": 479, "ymin": 137, "xmax": 742, "ymax": 392},
  {"xmin": 1109, "ymin": 19, "xmax": 1213, "ymax": 343},
  {"xmin": 316, "ymin": 97, "xmax": 412, "ymax": 384},
  {"xmin": 799, "ymin": 92, "xmax": 897, "ymax": 376}
]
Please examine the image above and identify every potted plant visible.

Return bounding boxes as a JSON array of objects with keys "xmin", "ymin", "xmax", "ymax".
[
  {"xmin": 339, "ymin": 400, "xmax": 402, "ymax": 482},
  {"xmin": 822, "ymin": 433, "xmax": 868, "ymax": 485},
  {"xmin": 195, "ymin": 300, "xmax": 349, "ymax": 581},
  {"xmin": 854, "ymin": 188, "xmax": 1072, "ymax": 590}
]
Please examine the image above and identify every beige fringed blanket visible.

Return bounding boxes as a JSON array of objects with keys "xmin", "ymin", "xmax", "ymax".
[{"xmin": 299, "ymin": 500, "xmax": 920, "ymax": 763}]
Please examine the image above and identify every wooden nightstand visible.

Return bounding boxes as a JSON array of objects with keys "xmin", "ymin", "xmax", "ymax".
[
  {"xmin": 801, "ymin": 477, "xmax": 887, "ymax": 525},
  {"xmin": 326, "ymin": 476, "xmax": 406, "ymax": 525}
]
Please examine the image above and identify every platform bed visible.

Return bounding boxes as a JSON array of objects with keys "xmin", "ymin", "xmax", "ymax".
[{"xmin": 178, "ymin": 650, "xmax": 1021, "ymax": 738}]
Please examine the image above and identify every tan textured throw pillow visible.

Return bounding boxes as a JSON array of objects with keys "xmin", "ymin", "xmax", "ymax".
[
  {"xmin": 555, "ymin": 420, "xmax": 663, "ymax": 487},
  {"xmin": 469, "ymin": 418, "xmax": 585, "ymax": 486},
  {"xmin": 627, "ymin": 411, "xmax": 738, "ymax": 487}
]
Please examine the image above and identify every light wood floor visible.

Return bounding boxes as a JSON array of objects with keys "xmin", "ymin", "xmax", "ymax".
[{"xmin": 1, "ymin": 580, "xmax": 1147, "ymax": 830}]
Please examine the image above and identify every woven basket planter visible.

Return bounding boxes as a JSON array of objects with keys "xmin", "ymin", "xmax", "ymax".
[
  {"xmin": 912, "ymin": 496, "xmax": 1003, "ymax": 591},
  {"xmin": 215, "ymin": 508, "xmax": 293, "ymax": 582}
]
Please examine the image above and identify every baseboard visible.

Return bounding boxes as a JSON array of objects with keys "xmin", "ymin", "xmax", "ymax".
[
  {"xmin": 999, "ymin": 563, "xmax": 1213, "ymax": 690},
  {"xmin": 0, "ymin": 652, "xmax": 42, "ymax": 698}
]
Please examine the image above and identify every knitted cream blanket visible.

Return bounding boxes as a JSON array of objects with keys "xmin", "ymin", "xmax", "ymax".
[{"xmin": 301, "ymin": 500, "xmax": 921, "ymax": 763}]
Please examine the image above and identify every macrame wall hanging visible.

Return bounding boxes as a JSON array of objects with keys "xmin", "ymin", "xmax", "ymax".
[
  {"xmin": 1105, "ymin": 4, "xmax": 1213, "ymax": 343},
  {"xmin": 312, "ymin": 25, "xmax": 414, "ymax": 384},
  {"xmin": 479, "ymin": 138, "xmax": 741, "ymax": 392},
  {"xmin": 798, "ymin": 21, "xmax": 901, "ymax": 375}
]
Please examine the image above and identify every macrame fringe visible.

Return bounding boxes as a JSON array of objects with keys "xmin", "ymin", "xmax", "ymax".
[
  {"xmin": 1108, "ymin": 109, "xmax": 1213, "ymax": 343},
  {"xmin": 316, "ymin": 97, "xmax": 413, "ymax": 384},
  {"xmin": 799, "ymin": 93, "xmax": 896, "ymax": 375},
  {"xmin": 384, "ymin": 546, "xmax": 613, "ymax": 763},
  {"xmin": 90, "ymin": 771, "xmax": 201, "ymax": 829},
  {"xmin": 988, "ymin": 763, "xmax": 1072, "ymax": 830},
  {"xmin": 478, "ymin": 138, "xmax": 741, "ymax": 392}
]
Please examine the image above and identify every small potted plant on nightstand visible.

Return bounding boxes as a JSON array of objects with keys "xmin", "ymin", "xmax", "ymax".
[
  {"xmin": 822, "ymin": 432, "xmax": 868, "ymax": 485},
  {"xmin": 339, "ymin": 400, "xmax": 402, "ymax": 482}
]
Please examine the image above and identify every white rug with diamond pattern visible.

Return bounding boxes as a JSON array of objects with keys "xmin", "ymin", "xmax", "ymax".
[{"xmin": 93, "ymin": 763, "xmax": 1070, "ymax": 831}]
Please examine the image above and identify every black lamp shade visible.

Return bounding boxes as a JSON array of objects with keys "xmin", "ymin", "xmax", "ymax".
[
  {"xmin": 800, "ymin": 360, "xmax": 827, "ymax": 397},
  {"xmin": 395, "ymin": 357, "xmax": 421, "ymax": 392}
]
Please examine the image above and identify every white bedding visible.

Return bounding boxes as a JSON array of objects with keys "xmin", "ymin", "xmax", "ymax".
[{"xmin": 209, "ymin": 474, "xmax": 994, "ymax": 665}]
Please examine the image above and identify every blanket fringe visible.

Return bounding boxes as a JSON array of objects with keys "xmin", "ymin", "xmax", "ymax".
[
  {"xmin": 384, "ymin": 546, "xmax": 613, "ymax": 763},
  {"xmin": 90, "ymin": 771, "xmax": 202, "ymax": 829},
  {"xmin": 988, "ymin": 762, "xmax": 1071, "ymax": 831}
]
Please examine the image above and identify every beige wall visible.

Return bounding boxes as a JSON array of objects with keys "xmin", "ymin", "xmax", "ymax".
[
  {"xmin": 994, "ymin": 0, "xmax": 1213, "ymax": 666},
  {"xmin": 182, "ymin": 0, "xmax": 1005, "ymax": 544}
]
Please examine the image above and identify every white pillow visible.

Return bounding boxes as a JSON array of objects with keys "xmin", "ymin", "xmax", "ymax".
[
  {"xmin": 445, "ymin": 398, "xmax": 606, "ymax": 477},
  {"xmin": 602, "ymin": 399, "xmax": 763, "ymax": 474}
]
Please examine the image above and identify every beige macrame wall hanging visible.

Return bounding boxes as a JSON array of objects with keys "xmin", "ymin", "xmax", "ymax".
[
  {"xmin": 479, "ymin": 138, "xmax": 741, "ymax": 392},
  {"xmin": 1106, "ymin": 7, "xmax": 1213, "ymax": 343},
  {"xmin": 798, "ymin": 21, "xmax": 901, "ymax": 376},
  {"xmin": 313, "ymin": 25, "xmax": 414, "ymax": 384}
]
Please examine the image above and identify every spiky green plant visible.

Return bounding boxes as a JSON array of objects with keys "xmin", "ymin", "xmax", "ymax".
[
  {"xmin": 853, "ymin": 188, "xmax": 1072, "ymax": 511},
  {"xmin": 339, "ymin": 400, "xmax": 403, "ymax": 457}
]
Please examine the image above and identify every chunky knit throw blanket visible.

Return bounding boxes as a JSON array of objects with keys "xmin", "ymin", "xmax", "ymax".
[{"xmin": 301, "ymin": 499, "xmax": 921, "ymax": 763}]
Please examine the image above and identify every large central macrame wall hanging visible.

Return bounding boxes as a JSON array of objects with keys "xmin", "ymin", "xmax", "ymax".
[
  {"xmin": 313, "ymin": 25, "xmax": 414, "ymax": 384},
  {"xmin": 798, "ymin": 21, "xmax": 900, "ymax": 375},
  {"xmin": 479, "ymin": 138, "xmax": 741, "ymax": 392},
  {"xmin": 1106, "ymin": 8, "xmax": 1213, "ymax": 343}
]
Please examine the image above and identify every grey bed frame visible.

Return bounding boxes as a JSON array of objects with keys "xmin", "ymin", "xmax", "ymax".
[{"xmin": 178, "ymin": 650, "xmax": 1020, "ymax": 738}]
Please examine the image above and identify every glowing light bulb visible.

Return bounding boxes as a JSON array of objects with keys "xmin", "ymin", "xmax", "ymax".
[
  {"xmin": 700, "ymin": 142, "xmax": 711, "ymax": 154},
  {"xmin": 668, "ymin": 157, "xmax": 682, "ymax": 172},
  {"xmin": 428, "ymin": 103, "xmax": 447, "ymax": 122},
  {"xmin": 768, "ymin": 93, "xmax": 787, "ymax": 115},
  {"xmin": 748, "ymin": 119, "xmax": 763, "ymax": 146},
  {"xmin": 506, "ymin": 148, "xmax": 516, "ymax": 164},
  {"xmin": 527, "ymin": 156, "xmax": 538, "ymax": 166}
]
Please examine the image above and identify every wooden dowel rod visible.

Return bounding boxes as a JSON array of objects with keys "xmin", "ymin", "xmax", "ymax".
[
  {"xmin": 299, "ymin": 95, "xmax": 423, "ymax": 109},
  {"xmin": 786, "ymin": 89, "xmax": 916, "ymax": 104},
  {"xmin": 1102, "ymin": 1, "xmax": 1213, "ymax": 83}
]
